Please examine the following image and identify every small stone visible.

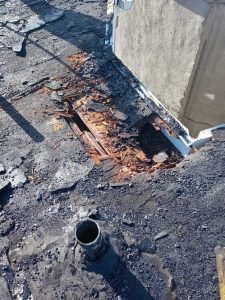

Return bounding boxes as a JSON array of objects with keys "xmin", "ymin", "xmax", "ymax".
[
  {"xmin": 6, "ymin": 168, "xmax": 27, "ymax": 188},
  {"xmin": 36, "ymin": 191, "xmax": 42, "ymax": 201},
  {"xmin": 154, "ymin": 230, "xmax": 169, "ymax": 241},
  {"xmin": 1, "ymin": 31, "xmax": 25, "ymax": 53},
  {"xmin": 46, "ymin": 81, "xmax": 61, "ymax": 90},
  {"xmin": 32, "ymin": 224, "xmax": 37, "ymax": 231},
  {"xmin": 153, "ymin": 152, "xmax": 169, "ymax": 163},
  {"xmin": 13, "ymin": 280, "xmax": 32, "ymax": 300},
  {"xmin": 114, "ymin": 110, "xmax": 128, "ymax": 121},
  {"xmin": 50, "ymin": 91, "xmax": 61, "ymax": 102},
  {"xmin": 0, "ymin": 163, "xmax": 5, "ymax": 173},
  {"xmin": 88, "ymin": 207, "xmax": 99, "ymax": 218},
  {"xmin": 201, "ymin": 225, "xmax": 209, "ymax": 230},
  {"xmin": 122, "ymin": 216, "xmax": 134, "ymax": 226},
  {"xmin": 138, "ymin": 238, "xmax": 156, "ymax": 254},
  {"xmin": 62, "ymin": 82, "xmax": 69, "ymax": 88},
  {"xmin": 122, "ymin": 232, "xmax": 136, "ymax": 247},
  {"xmin": 96, "ymin": 183, "xmax": 107, "ymax": 190},
  {"xmin": 12, "ymin": 37, "xmax": 25, "ymax": 53},
  {"xmin": 12, "ymin": 36, "xmax": 25, "ymax": 53}
]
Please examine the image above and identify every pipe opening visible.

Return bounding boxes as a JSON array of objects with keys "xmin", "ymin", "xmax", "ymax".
[{"xmin": 76, "ymin": 219, "xmax": 99, "ymax": 244}]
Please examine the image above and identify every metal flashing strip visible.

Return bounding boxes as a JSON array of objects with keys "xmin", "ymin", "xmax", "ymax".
[
  {"xmin": 104, "ymin": 22, "xmax": 111, "ymax": 47},
  {"xmin": 106, "ymin": 0, "xmax": 121, "ymax": 51},
  {"xmin": 193, "ymin": 124, "xmax": 225, "ymax": 148}
]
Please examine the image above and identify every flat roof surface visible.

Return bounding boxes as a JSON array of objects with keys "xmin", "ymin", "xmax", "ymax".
[{"xmin": 0, "ymin": 1, "xmax": 224, "ymax": 299}]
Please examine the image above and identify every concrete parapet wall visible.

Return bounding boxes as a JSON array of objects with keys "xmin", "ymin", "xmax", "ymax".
[{"xmin": 113, "ymin": 0, "xmax": 225, "ymax": 136}]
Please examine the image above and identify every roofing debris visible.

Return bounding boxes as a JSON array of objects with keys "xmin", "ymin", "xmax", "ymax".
[
  {"xmin": 0, "ymin": 167, "xmax": 27, "ymax": 191},
  {"xmin": 21, "ymin": 8, "xmax": 64, "ymax": 33},
  {"xmin": 0, "ymin": 7, "xmax": 64, "ymax": 53},
  {"xmin": 154, "ymin": 230, "xmax": 169, "ymax": 241},
  {"xmin": 49, "ymin": 159, "xmax": 93, "ymax": 192},
  {"xmin": 40, "ymin": 52, "xmax": 182, "ymax": 181},
  {"xmin": 5, "ymin": 167, "xmax": 27, "ymax": 188}
]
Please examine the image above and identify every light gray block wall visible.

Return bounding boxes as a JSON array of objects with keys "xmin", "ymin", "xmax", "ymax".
[
  {"xmin": 182, "ymin": 3, "xmax": 225, "ymax": 136},
  {"xmin": 113, "ymin": 0, "xmax": 225, "ymax": 137}
]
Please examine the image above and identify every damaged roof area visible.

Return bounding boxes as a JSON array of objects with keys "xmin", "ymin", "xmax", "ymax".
[
  {"xmin": 0, "ymin": 0, "xmax": 225, "ymax": 300},
  {"xmin": 39, "ymin": 51, "xmax": 182, "ymax": 181}
]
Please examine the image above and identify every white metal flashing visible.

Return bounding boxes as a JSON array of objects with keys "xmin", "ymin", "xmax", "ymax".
[
  {"xmin": 105, "ymin": 0, "xmax": 117, "ymax": 50},
  {"xmin": 161, "ymin": 129, "xmax": 191, "ymax": 157},
  {"xmin": 192, "ymin": 124, "xmax": 225, "ymax": 149},
  {"xmin": 105, "ymin": 22, "xmax": 111, "ymax": 46}
]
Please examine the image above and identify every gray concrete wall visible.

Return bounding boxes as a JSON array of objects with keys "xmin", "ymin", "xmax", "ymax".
[
  {"xmin": 181, "ymin": 4, "xmax": 225, "ymax": 136},
  {"xmin": 113, "ymin": 0, "xmax": 225, "ymax": 137}
]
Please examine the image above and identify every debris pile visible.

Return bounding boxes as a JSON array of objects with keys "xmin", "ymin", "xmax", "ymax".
[{"xmin": 41, "ymin": 52, "xmax": 182, "ymax": 181}]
